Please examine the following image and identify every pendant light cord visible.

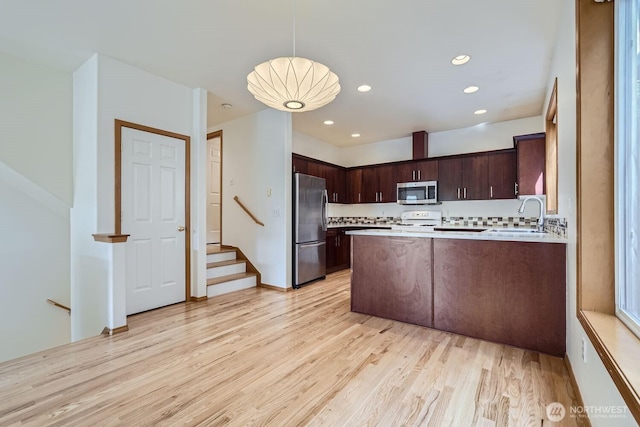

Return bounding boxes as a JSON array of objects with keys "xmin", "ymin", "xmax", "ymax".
[{"xmin": 292, "ymin": 0, "xmax": 296, "ymax": 57}]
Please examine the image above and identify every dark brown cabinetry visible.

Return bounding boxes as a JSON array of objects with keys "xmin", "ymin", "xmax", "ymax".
[
  {"xmin": 438, "ymin": 152, "xmax": 516, "ymax": 201},
  {"xmin": 395, "ymin": 159, "xmax": 438, "ymax": 182},
  {"xmin": 361, "ymin": 165, "xmax": 396, "ymax": 203},
  {"xmin": 438, "ymin": 156, "xmax": 489, "ymax": 200},
  {"xmin": 295, "ymin": 146, "xmax": 519, "ymax": 205},
  {"xmin": 326, "ymin": 228, "xmax": 350, "ymax": 273},
  {"xmin": 487, "ymin": 151, "xmax": 517, "ymax": 199},
  {"xmin": 292, "ymin": 155, "xmax": 308, "ymax": 174},
  {"xmin": 307, "ymin": 160, "xmax": 346, "ymax": 203},
  {"xmin": 515, "ymin": 133, "xmax": 546, "ymax": 196},
  {"xmin": 350, "ymin": 234, "xmax": 567, "ymax": 356},
  {"xmin": 351, "ymin": 235, "xmax": 433, "ymax": 327},
  {"xmin": 346, "ymin": 168, "xmax": 363, "ymax": 204},
  {"xmin": 432, "ymin": 238, "xmax": 566, "ymax": 356}
]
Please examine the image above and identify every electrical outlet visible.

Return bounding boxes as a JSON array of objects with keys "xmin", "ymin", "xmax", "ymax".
[
  {"xmin": 267, "ymin": 188, "xmax": 272, "ymax": 197},
  {"xmin": 581, "ymin": 338, "xmax": 587, "ymax": 362},
  {"xmin": 272, "ymin": 209, "xmax": 280, "ymax": 217}
]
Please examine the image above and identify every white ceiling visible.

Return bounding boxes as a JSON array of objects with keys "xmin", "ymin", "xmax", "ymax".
[{"xmin": 0, "ymin": 0, "xmax": 562, "ymax": 147}]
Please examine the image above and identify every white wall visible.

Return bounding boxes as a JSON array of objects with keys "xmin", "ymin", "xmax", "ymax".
[
  {"xmin": 214, "ymin": 109, "xmax": 292, "ymax": 288},
  {"xmin": 429, "ymin": 116, "xmax": 543, "ymax": 157},
  {"xmin": 0, "ymin": 162, "xmax": 71, "ymax": 362},
  {"xmin": 293, "ymin": 131, "xmax": 344, "ymax": 166},
  {"xmin": 71, "ymin": 54, "xmax": 195, "ymax": 340},
  {"xmin": 0, "ymin": 52, "xmax": 73, "ymax": 204},
  {"xmin": 0, "ymin": 52, "xmax": 72, "ymax": 362},
  {"xmin": 340, "ymin": 136, "xmax": 413, "ymax": 167},
  {"xmin": 549, "ymin": 2, "xmax": 633, "ymax": 426}
]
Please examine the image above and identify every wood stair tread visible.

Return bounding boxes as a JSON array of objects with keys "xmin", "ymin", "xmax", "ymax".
[
  {"xmin": 206, "ymin": 245, "xmax": 237, "ymax": 255},
  {"xmin": 207, "ymin": 272, "xmax": 257, "ymax": 286},
  {"xmin": 207, "ymin": 259, "xmax": 245, "ymax": 269}
]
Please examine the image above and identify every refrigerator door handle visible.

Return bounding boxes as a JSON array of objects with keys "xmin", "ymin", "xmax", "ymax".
[{"xmin": 322, "ymin": 189, "xmax": 328, "ymax": 231}]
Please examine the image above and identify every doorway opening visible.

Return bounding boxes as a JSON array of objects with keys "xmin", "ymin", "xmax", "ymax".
[{"xmin": 206, "ymin": 130, "xmax": 222, "ymax": 245}]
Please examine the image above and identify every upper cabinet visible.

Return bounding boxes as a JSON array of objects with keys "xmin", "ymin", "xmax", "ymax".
[
  {"xmin": 294, "ymin": 142, "xmax": 523, "ymax": 205},
  {"xmin": 361, "ymin": 165, "xmax": 396, "ymax": 203},
  {"xmin": 438, "ymin": 151, "xmax": 516, "ymax": 201},
  {"xmin": 396, "ymin": 159, "xmax": 438, "ymax": 182},
  {"xmin": 438, "ymin": 156, "xmax": 489, "ymax": 200},
  {"xmin": 346, "ymin": 168, "xmax": 363, "ymax": 204},
  {"xmin": 292, "ymin": 155, "xmax": 308, "ymax": 174},
  {"xmin": 514, "ymin": 133, "xmax": 546, "ymax": 196},
  {"xmin": 487, "ymin": 151, "xmax": 517, "ymax": 199},
  {"xmin": 307, "ymin": 161, "xmax": 346, "ymax": 203}
]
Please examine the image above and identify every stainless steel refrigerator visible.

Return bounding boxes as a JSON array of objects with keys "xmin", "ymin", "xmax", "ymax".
[{"xmin": 293, "ymin": 173, "xmax": 327, "ymax": 288}]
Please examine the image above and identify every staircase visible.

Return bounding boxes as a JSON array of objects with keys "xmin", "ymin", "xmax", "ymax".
[{"xmin": 206, "ymin": 245, "xmax": 258, "ymax": 297}]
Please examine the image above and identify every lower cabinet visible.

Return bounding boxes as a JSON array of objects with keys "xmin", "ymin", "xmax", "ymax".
[
  {"xmin": 326, "ymin": 228, "xmax": 350, "ymax": 273},
  {"xmin": 351, "ymin": 235, "xmax": 433, "ymax": 327},
  {"xmin": 432, "ymin": 239, "xmax": 566, "ymax": 356},
  {"xmin": 350, "ymin": 235, "xmax": 566, "ymax": 356}
]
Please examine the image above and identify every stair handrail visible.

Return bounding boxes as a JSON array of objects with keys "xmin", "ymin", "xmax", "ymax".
[
  {"xmin": 233, "ymin": 196, "xmax": 265, "ymax": 226},
  {"xmin": 47, "ymin": 299, "xmax": 71, "ymax": 315}
]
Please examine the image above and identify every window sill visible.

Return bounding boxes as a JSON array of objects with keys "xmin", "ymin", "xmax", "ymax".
[{"xmin": 579, "ymin": 310, "xmax": 640, "ymax": 423}]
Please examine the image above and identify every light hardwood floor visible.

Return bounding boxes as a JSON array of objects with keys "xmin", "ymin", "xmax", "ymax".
[{"xmin": 0, "ymin": 270, "xmax": 585, "ymax": 426}]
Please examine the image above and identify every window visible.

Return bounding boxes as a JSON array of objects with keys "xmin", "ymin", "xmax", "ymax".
[
  {"xmin": 616, "ymin": 0, "xmax": 640, "ymax": 339},
  {"xmin": 545, "ymin": 79, "xmax": 558, "ymax": 215}
]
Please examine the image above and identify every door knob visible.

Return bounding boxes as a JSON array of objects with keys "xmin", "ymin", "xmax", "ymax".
[{"xmin": 177, "ymin": 226, "xmax": 185, "ymax": 232}]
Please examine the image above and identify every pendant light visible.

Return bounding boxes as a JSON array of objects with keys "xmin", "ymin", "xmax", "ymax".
[{"xmin": 246, "ymin": 1, "xmax": 340, "ymax": 112}]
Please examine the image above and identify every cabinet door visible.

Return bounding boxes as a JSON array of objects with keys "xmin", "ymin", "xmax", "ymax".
[
  {"xmin": 361, "ymin": 167, "xmax": 379, "ymax": 203},
  {"xmin": 292, "ymin": 155, "xmax": 308, "ymax": 174},
  {"xmin": 340, "ymin": 231, "xmax": 351, "ymax": 269},
  {"xmin": 347, "ymin": 168, "xmax": 363, "ymax": 203},
  {"xmin": 376, "ymin": 165, "xmax": 396, "ymax": 203},
  {"xmin": 333, "ymin": 167, "xmax": 346, "ymax": 203},
  {"xmin": 415, "ymin": 160, "xmax": 438, "ymax": 181},
  {"xmin": 325, "ymin": 229, "xmax": 338, "ymax": 272},
  {"xmin": 438, "ymin": 158, "xmax": 463, "ymax": 201},
  {"xmin": 517, "ymin": 136, "xmax": 546, "ymax": 195},
  {"xmin": 307, "ymin": 161, "xmax": 324, "ymax": 179},
  {"xmin": 395, "ymin": 163, "xmax": 416, "ymax": 182},
  {"xmin": 462, "ymin": 155, "xmax": 489, "ymax": 200},
  {"xmin": 488, "ymin": 152, "xmax": 517, "ymax": 199},
  {"xmin": 308, "ymin": 162, "xmax": 333, "ymax": 200},
  {"xmin": 336, "ymin": 229, "xmax": 350, "ymax": 270}
]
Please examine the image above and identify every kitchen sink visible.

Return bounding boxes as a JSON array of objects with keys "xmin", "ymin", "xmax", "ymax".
[{"xmin": 484, "ymin": 228, "xmax": 546, "ymax": 234}]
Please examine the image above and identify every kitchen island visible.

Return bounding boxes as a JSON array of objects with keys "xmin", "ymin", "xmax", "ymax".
[{"xmin": 347, "ymin": 229, "xmax": 567, "ymax": 356}]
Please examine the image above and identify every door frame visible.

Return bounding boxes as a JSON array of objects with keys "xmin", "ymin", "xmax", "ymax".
[
  {"xmin": 114, "ymin": 119, "xmax": 191, "ymax": 300},
  {"xmin": 206, "ymin": 130, "xmax": 223, "ymax": 244}
]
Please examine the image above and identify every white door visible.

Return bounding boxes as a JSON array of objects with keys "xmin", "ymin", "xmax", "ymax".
[
  {"xmin": 207, "ymin": 136, "xmax": 221, "ymax": 244},
  {"xmin": 122, "ymin": 127, "xmax": 186, "ymax": 315}
]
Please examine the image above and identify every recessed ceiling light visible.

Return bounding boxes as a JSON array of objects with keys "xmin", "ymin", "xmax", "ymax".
[
  {"xmin": 451, "ymin": 54, "xmax": 471, "ymax": 65},
  {"xmin": 474, "ymin": 109, "xmax": 487, "ymax": 115},
  {"xmin": 324, "ymin": 120, "xmax": 334, "ymax": 125},
  {"xmin": 357, "ymin": 85, "xmax": 372, "ymax": 92},
  {"xmin": 221, "ymin": 103, "xmax": 233, "ymax": 109},
  {"xmin": 463, "ymin": 86, "xmax": 479, "ymax": 94},
  {"xmin": 351, "ymin": 133, "xmax": 361, "ymax": 138}
]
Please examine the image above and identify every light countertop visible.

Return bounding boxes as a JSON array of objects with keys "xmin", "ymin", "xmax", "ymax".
[
  {"xmin": 327, "ymin": 223, "xmax": 393, "ymax": 229},
  {"xmin": 346, "ymin": 227, "xmax": 567, "ymax": 244}
]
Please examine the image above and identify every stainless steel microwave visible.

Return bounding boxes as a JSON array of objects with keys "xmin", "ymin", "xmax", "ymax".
[{"xmin": 397, "ymin": 181, "xmax": 438, "ymax": 204}]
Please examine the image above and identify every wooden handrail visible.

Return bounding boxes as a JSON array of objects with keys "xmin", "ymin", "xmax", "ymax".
[
  {"xmin": 233, "ymin": 196, "xmax": 265, "ymax": 226},
  {"xmin": 47, "ymin": 299, "xmax": 71, "ymax": 315}
]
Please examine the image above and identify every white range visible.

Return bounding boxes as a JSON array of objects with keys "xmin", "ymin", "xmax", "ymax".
[{"xmin": 391, "ymin": 210, "xmax": 442, "ymax": 232}]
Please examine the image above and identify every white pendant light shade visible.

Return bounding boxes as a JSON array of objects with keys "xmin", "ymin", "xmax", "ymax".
[{"xmin": 247, "ymin": 57, "xmax": 340, "ymax": 112}]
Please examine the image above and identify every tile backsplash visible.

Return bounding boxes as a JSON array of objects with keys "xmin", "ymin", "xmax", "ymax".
[{"xmin": 329, "ymin": 215, "xmax": 568, "ymax": 238}]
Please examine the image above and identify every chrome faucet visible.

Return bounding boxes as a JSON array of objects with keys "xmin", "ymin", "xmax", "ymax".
[{"xmin": 518, "ymin": 196, "xmax": 545, "ymax": 232}]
